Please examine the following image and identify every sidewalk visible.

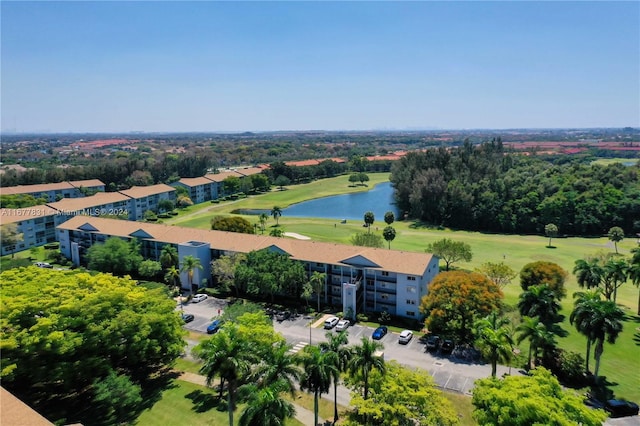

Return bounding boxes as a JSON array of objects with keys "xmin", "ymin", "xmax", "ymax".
[{"xmin": 177, "ymin": 372, "xmax": 325, "ymax": 426}]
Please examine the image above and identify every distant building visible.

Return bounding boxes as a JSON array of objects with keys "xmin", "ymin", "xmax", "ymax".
[
  {"xmin": 57, "ymin": 216, "xmax": 438, "ymax": 319},
  {"xmin": 203, "ymin": 170, "xmax": 244, "ymax": 199},
  {"xmin": 0, "ymin": 205, "xmax": 64, "ymax": 256},
  {"xmin": 46, "ymin": 192, "xmax": 134, "ymax": 221},
  {"xmin": 0, "ymin": 179, "xmax": 105, "ymax": 202},
  {"xmin": 171, "ymin": 176, "xmax": 217, "ymax": 204},
  {"xmin": 118, "ymin": 184, "xmax": 177, "ymax": 220}
]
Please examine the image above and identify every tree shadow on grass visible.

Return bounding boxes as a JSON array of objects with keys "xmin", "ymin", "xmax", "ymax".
[
  {"xmin": 588, "ymin": 375, "xmax": 618, "ymax": 402},
  {"xmin": 184, "ymin": 389, "xmax": 221, "ymax": 413},
  {"xmin": 138, "ymin": 367, "xmax": 181, "ymax": 412}
]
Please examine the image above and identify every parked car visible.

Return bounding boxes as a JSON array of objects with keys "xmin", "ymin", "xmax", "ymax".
[
  {"xmin": 35, "ymin": 262, "xmax": 52, "ymax": 268},
  {"xmin": 276, "ymin": 311, "xmax": 291, "ymax": 322},
  {"xmin": 398, "ymin": 330, "xmax": 413, "ymax": 344},
  {"xmin": 335, "ymin": 319, "xmax": 350, "ymax": 332},
  {"xmin": 372, "ymin": 326, "xmax": 388, "ymax": 340},
  {"xmin": 192, "ymin": 294, "xmax": 208, "ymax": 303},
  {"xmin": 441, "ymin": 339, "xmax": 454, "ymax": 354},
  {"xmin": 181, "ymin": 313, "xmax": 195, "ymax": 323},
  {"xmin": 324, "ymin": 316, "xmax": 339, "ymax": 329},
  {"xmin": 605, "ymin": 399, "xmax": 639, "ymax": 418},
  {"xmin": 426, "ymin": 335, "xmax": 441, "ymax": 351},
  {"xmin": 207, "ymin": 319, "xmax": 222, "ymax": 334}
]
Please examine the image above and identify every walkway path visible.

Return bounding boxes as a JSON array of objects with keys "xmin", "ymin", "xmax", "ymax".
[{"xmin": 177, "ymin": 372, "xmax": 325, "ymax": 426}]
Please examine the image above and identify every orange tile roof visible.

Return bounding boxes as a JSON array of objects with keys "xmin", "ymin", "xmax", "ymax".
[
  {"xmin": 204, "ymin": 171, "xmax": 244, "ymax": 182},
  {"xmin": 69, "ymin": 179, "xmax": 105, "ymax": 188},
  {"xmin": 285, "ymin": 159, "xmax": 321, "ymax": 167},
  {"xmin": 119, "ymin": 184, "xmax": 176, "ymax": 198},
  {"xmin": 174, "ymin": 177, "xmax": 216, "ymax": 187},
  {"xmin": 58, "ymin": 216, "xmax": 433, "ymax": 275},
  {"xmin": 47, "ymin": 192, "xmax": 131, "ymax": 212},
  {"xmin": 235, "ymin": 167, "xmax": 265, "ymax": 177},
  {"xmin": 0, "ymin": 182, "xmax": 74, "ymax": 196},
  {"xmin": 1, "ymin": 387, "xmax": 53, "ymax": 426},
  {"xmin": 0, "ymin": 205, "xmax": 60, "ymax": 224}
]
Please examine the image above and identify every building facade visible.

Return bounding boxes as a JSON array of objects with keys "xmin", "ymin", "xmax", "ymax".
[
  {"xmin": 57, "ymin": 216, "xmax": 439, "ymax": 319},
  {"xmin": 0, "ymin": 179, "xmax": 105, "ymax": 202},
  {"xmin": 0, "ymin": 205, "xmax": 65, "ymax": 256},
  {"xmin": 118, "ymin": 184, "xmax": 177, "ymax": 220}
]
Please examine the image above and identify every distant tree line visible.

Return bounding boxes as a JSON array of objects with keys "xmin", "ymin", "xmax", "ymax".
[{"xmin": 390, "ymin": 138, "xmax": 640, "ymax": 236}]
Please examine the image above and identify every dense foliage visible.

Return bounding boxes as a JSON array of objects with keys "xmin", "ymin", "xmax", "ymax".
[
  {"xmin": 211, "ymin": 215, "xmax": 255, "ymax": 234},
  {"xmin": 86, "ymin": 236, "xmax": 143, "ymax": 276},
  {"xmin": 472, "ymin": 368, "xmax": 607, "ymax": 426},
  {"xmin": 0, "ymin": 268, "xmax": 185, "ymax": 425},
  {"xmin": 390, "ymin": 139, "xmax": 640, "ymax": 235},
  {"xmin": 420, "ymin": 271, "xmax": 503, "ymax": 342}
]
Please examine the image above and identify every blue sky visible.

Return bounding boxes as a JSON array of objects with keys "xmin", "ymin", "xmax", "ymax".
[{"xmin": 2, "ymin": 1, "xmax": 638, "ymax": 133}]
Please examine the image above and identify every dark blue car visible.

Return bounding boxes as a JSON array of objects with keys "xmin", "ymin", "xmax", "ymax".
[
  {"xmin": 207, "ymin": 319, "xmax": 222, "ymax": 334},
  {"xmin": 372, "ymin": 326, "xmax": 388, "ymax": 340}
]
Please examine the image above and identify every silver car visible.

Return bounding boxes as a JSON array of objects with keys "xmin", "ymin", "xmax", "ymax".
[{"xmin": 398, "ymin": 330, "xmax": 413, "ymax": 344}]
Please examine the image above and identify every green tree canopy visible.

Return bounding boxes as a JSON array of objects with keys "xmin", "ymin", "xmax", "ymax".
[
  {"xmin": 544, "ymin": 223, "xmax": 558, "ymax": 247},
  {"xmin": 384, "ymin": 211, "xmax": 395, "ymax": 225},
  {"xmin": 222, "ymin": 176, "xmax": 241, "ymax": 195},
  {"xmin": 234, "ymin": 249, "xmax": 306, "ymax": 301},
  {"xmin": 519, "ymin": 261, "xmax": 568, "ymax": 299},
  {"xmin": 211, "ymin": 215, "xmax": 255, "ymax": 234},
  {"xmin": 350, "ymin": 232, "xmax": 384, "ymax": 248},
  {"xmin": 86, "ymin": 237, "xmax": 143, "ymax": 276},
  {"xmin": 211, "ymin": 253, "xmax": 246, "ymax": 294},
  {"xmin": 344, "ymin": 361, "xmax": 458, "ymax": 426},
  {"xmin": 274, "ymin": 176, "xmax": 290, "ymax": 190},
  {"xmin": 138, "ymin": 259, "xmax": 162, "ymax": 279},
  {"xmin": 472, "ymin": 368, "xmax": 607, "ymax": 426},
  {"xmin": 363, "ymin": 211, "xmax": 375, "ymax": 232},
  {"xmin": 0, "ymin": 267, "xmax": 185, "ymax": 425},
  {"xmin": 607, "ymin": 226, "xmax": 624, "ymax": 254},
  {"xmin": 382, "ymin": 226, "xmax": 396, "ymax": 249},
  {"xmin": 271, "ymin": 206, "xmax": 283, "ymax": 225},
  {"xmin": 0, "ymin": 223, "xmax": 23, "ymax": 258},
  {"xmin": 475, "ymin": 261, "xmax": 516, "ymax": 288},
  {"xmin": 425, "ymin": 238, "xmax": 472, "ymax": 271},
  {"xmin": 420, "ymin": 271, "xmax": 503, "ymax": 342}
]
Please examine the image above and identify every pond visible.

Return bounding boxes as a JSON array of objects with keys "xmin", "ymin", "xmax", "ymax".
[{"xmin": 237, "ymin": 182, "xmax": 400, "ymax": 221}]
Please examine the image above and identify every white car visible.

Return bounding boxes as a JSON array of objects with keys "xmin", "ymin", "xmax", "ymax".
[
  {"xmin": 398, "ymin": 330, "xmax": 413, "ymax": 344},
  {"xmin": 191, "ymin": 294, "xmax": 208, "ymax": 303},
  {"xmin": 335, "ymin": 320, "xmax": 350, "ymax": 332},
  {"xmin": 324, "ymin": 316, "xmax": 339, "ymax": 329}
]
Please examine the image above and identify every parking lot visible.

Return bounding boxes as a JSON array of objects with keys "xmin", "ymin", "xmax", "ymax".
[{"xmin": 177, "ymin": 295, "xmax": 227, "ymax": 334}]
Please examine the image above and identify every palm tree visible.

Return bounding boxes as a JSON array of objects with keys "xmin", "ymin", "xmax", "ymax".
[
  {"xmin": 252, "ymin": 341, "xmax": 301, "ymax": 395},
  {"xmin": 259, "ymin": 213, "xmax": 269, "ymax": 234},
  {"xmin": 603, "ymin": 257, "xmax": 628, "ymax": 303},
  {"xmin": 299, "ymin": 345, "xmax": 337, "ymax": 426},
  {"xmin": 517, "ymin": 284, "xmax": 562, "ymax": 327},
  {"xmin": 309, "ymin": 271, "xmax": 326, "ymax": 313},
  {"xmin": 238, "ymin": 380, "xmax": 296, "ymax": 426},
  {"xmin": 363, "ymin": 211, "xmax": 375, "ymax": 233},
  {"xmin": 165, "ymin": 265, "xmax": 182, "ymax": 309},
  {"xmin": 629, "ymin": 247, "xmax": 640, "ymax": 315},
  {"xmin": 180, "ymin": 255, "xmax": 203, "ymax": 292},
  {"xmin": 574, "ymin": 257, "xmax": 605, "ymax": 292},
  {"xmin": 588, "ymin": 299, "xmax": 625, "ymax": 378},
  {"xmin": 382, "ymin": 226, "xmax": 396, "ymax": 249},
  {"xmin": 195, "ymin": 325, "xmax": 258, "ymax": 426},
  {"xmin": 516, "ymin": 316, "xmax": 555, "ymax": 370},
  {"xmin": 159, "ymin": 244, "xmax": 179, "ymax": 269},
  {"xmin": 473, "ymin": 311, "xmax": 513, "ymax": 377},
  {"xmin": 347, "ymin": 337, "xmax": 385, "ymax": 400},
  {"xmin": 319, "ymin": 331, "xmax": 352, "ymax": 423},
  {"xmin": 570, "ymin": 290, "xmax": 602, "ymax": 372},
  {"xmin": 271, "ymin": 206, "xmax": 282, "ymax": 226},
  {"xmin": 607, "ymin": 226, "xmax": 624, "ymax": 254}
]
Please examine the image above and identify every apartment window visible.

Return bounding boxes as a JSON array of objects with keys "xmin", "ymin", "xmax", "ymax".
[
  {"xmin": 407, "ymin": 276, "xmax": 416, "ymax": 281},
  {"xmin": 381, "ymin": 271, "xmax": 389, "ymax": 277},
  {"xmin": 380, "ymin": 294, "xmax": 389, "ymax": 300},
  {"xmin": 316, "ymin": 263, "xmax": 323, "ymax": 267},
  {"xmin": 407, "ymin": 299, "xmax": 417, "ymax": 305},
  {"xmin": 407, "ymin": 286, "xmax": 417, "ymax": 294},
  {"xmin": 406, "ymin": 311, "xmax": 416, "ymax": 317}
]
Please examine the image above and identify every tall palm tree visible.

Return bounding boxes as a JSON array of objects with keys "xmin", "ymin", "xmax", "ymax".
[
  {"xmin": 271, "ymin": 206, "xmax": 282, "ymax": 226},
  {"xmin": 347, "ymin": 337, "xmax": 385, "ymax": 400},
  {"xmin": 252, "ymin": 341, "xmax": 301, "ymax": 395},
  {"xmin": 603, "ymin": 257, "xmax": 628, "ymax": 303},
  {"xmin": 570, "ymin": 290, "xmax": 602, "ymax": 372},
  {"xmin": 629, "ymin": 247, "xmax": 640, "ymax": 315},
  {"xmin": 588, "ymin": 300, "xmax": 625, "ymax": 378},
  {"xmin": 309, "ymin": 271, "xmax": 326, "ymax": 313},
  {"xmin": 574, "ymin": 257, "xmax": 604, "ymax": 292},
  {"xmin": 195, "ymin": 325, "xmax": 258, "ymax": 426},
  {"xmin": 238, "ymin": 380, "xmax": 296, "ymax": 426},
  {"xmin": 517, "ymin": 284, "xmax": 562, "ymax": 327},
  {"xmin": 165, "ymin": 265, "xmax": 182, "ymax": 309},
  {"xmin": 259, "ymin": 213, "xmax": 269, "ymax": 234},
  {"xmin": 516, "ymin": 316, "xmax": 555, "ymax": 370},
  {"xmin": 299, "ymin": 345, "xmax": 337, "ymax": 426},
  {"xmin": 473, "ymin": 311, "xmax": 513, "ymax": 377},
  {"xmin": 181, "ymin": 255, "xmax": 203, "ymax": 292},
  {"xmin": 319, "ymin": 331, "xmax": 352, "ymax": 423},
  {"xmin": 159, "ymin": 244, "xmax": 179, "ymax": 269}
]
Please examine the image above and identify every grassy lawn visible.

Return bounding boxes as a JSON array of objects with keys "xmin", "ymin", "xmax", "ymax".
[
  {"xmin": 136, "ymin": 379, "xmax": 304, "ymax": 426},
  {"xmin": 591, "ymin": 157, "xmax": 639, "ymax": 166},
  {"xmin": 443, "ymin": 391, "xmax": 476, "ymax": 426},
  {"xmin": 166, "ymin": 174, "xmax": 640, "ymax": 401}
]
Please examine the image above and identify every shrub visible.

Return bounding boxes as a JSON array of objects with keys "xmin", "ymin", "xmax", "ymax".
[{"xmin": 356, "ymin": 313, "xmax": 369, "ymax": 323}]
